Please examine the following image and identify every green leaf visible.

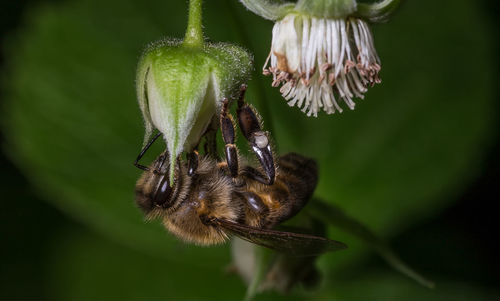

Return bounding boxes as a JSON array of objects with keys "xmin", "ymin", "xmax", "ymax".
[
  {"xmin": 323, "ymin": 272, "xmax": 500, "ymax": 301},
  {"xmin": 45, "ymin": 228, "xmax": 500, "ymax": 301},
  {"xmin": 45, "ymin": 228, "xmax": 247, "ymax": 301},
  {"xmin": 1, "ymin": 0, "xmax": 495, "ymax": 283}
]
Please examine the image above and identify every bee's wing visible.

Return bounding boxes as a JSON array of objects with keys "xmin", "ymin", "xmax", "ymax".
[{"xmin": 215, "ymin": 219, "xmax": 347, "ymax": 257}]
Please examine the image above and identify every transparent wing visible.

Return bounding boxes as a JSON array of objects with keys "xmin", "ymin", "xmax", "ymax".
[{"xmin": 215, "ymin": 219, "xmax": 347, "ymax": 257}]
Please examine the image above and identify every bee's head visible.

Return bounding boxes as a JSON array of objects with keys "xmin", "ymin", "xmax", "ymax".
[{"xmin": 135, "ymin": 152, "xmax": 183, "ymax": 216}]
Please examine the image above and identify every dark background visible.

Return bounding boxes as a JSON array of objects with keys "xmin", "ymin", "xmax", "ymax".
[{"xmin": 1, "ymin": 0, "xmax": 499, "ymax": 300}]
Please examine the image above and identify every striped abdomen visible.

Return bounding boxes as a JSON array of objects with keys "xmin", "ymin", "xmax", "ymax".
[
  {"xmin": 275, "ymin": 152, "xmax": 318, "ymax": 222},
  {"xmin": 237, "ymin": 152, "xmax": 319, "ymax": 228}
]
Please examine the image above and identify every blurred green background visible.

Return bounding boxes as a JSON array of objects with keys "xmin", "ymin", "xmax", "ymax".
[{"xmin": 1, "ymin": 0, "xmax": 499, "ymax": 300}]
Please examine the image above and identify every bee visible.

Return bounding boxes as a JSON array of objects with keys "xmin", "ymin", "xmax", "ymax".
[{"xmin": 135, "ymin": 151, "xmax": 347, "ymax": 256}]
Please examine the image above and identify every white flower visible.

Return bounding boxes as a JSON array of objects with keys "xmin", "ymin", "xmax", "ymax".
[{"xmin": 264, "ymin": 14, "xmax": 381, "ymax": 117}]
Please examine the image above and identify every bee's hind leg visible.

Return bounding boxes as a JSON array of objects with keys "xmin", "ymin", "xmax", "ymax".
[
  {"xmin": 220, "ymin": 98, "xmax": 239, "ymax": 178},
  {"xmin": 236, "ymin": 84, "xmax": 275, "ymax": 185}
]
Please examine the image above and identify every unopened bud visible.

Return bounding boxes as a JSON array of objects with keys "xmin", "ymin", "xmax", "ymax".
[{"xmin": 136, "ymin": 39, "xmax": 253, "ymax": 180}]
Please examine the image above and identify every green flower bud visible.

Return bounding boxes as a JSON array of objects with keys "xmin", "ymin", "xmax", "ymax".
[{"xmin": 136, "ymin": 39, "xmax": 252, "ymax": 181}]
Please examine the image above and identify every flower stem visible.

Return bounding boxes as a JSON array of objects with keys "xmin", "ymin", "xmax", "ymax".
[
  {"xmin": 183, "ymin": 0, "xmax": 204, "ymax": 47},
  {"xmin": 243, "ymin": 245, "xmax": 266, "ymax": 301},
  {"xmin": 308, "ymin": 198, "xmax": 435, "ymax": 289}
]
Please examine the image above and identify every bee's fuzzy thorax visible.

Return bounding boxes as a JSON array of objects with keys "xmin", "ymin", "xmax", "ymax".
[{"xmin": 162, "ymin": 157, "xmax": 243, "ymax": 245}]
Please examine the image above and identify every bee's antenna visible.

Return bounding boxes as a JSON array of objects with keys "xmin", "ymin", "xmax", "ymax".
[{"xmin": 134, "ymin": 132, "xmax": 162, "ymax": 171}]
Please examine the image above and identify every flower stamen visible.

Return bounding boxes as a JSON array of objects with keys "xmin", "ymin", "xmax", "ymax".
[{"xmin": 264, "ymin": 14, "xmax": 381, "ymax": 117}]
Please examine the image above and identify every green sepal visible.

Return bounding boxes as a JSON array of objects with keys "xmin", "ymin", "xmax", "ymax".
[
  {"xmin": 136, "ymin": 38, "xmax": 253, "ymax": 181},
  {"xmin": 295, "ymin": 0, "xmax": 357, "ymax": 18},
  {"xmin": 239, "ymin": 0, "xmax": 295, "ymax": 21},
  {"xmin": 356, "ymin": 0, "xmax": 402, "ymax": 23}
]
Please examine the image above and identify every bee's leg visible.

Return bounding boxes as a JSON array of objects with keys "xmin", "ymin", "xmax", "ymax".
[
  {"xmin": 187, "ymin": 149, "xmax": 199, "ymax": 176},
  {"xmin": 203, "ymin": 118, "xmax": 218, "ymax": 158},
  {"xmin": 134, "ymin": 132, "xmax": 162, "ymax": 171},
  {"xmin": 220, "ymin": 98, "xmax": 239, "ymax": 178},
  {"xmin": 240, "ymin": 166, "xmax": 269, "ymax": 185},
  {"xmin": 236, "ymin": 85, "xmax": 275, "ymax": 185},
  {"xmin": 152, "ymin": 152, "xmax": 168, "ymax": 174}
]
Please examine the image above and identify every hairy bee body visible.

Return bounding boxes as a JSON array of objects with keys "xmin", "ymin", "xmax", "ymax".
[{"xmin": 135, "ymin": 153, "xmax": 318, "ymax": 245}]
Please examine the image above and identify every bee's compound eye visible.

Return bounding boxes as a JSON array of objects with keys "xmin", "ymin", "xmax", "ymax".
[{"xmin": 153, "ymin": 175, "xmax": 173, "ymax": 207}]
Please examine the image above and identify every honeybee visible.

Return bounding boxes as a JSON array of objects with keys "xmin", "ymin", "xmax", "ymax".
[{"xmin": 135, "ymin": 151, "xmax": 347, "ymax": 256}]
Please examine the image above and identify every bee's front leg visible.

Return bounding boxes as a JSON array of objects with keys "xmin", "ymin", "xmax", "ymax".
[
  {"xmin": 236, "ymin": 85, "xmax": 275, "ymax": 185},
  {"xmin": 134, "ymin": 132, "xmax": 162, "ymax": 172},
  {"xmin": 220, "ymin": 98, "xmax": 239, "ymax": 178},
  {"xmin": 202, "ymin": 116, "xmax": 219, "ymax": 158},
  {"xmin": 187, "ymin": 149, "xmax": 199, "ymax": 176}
]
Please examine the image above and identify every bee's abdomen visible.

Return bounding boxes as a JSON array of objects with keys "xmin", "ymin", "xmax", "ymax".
[
  {"xmin": 274, "ymin": 152, "xmax": 318, "ymax": 223},
  {"xmin": 278, "ymin": 153, "xmax": 318, "ymax": 196}
]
